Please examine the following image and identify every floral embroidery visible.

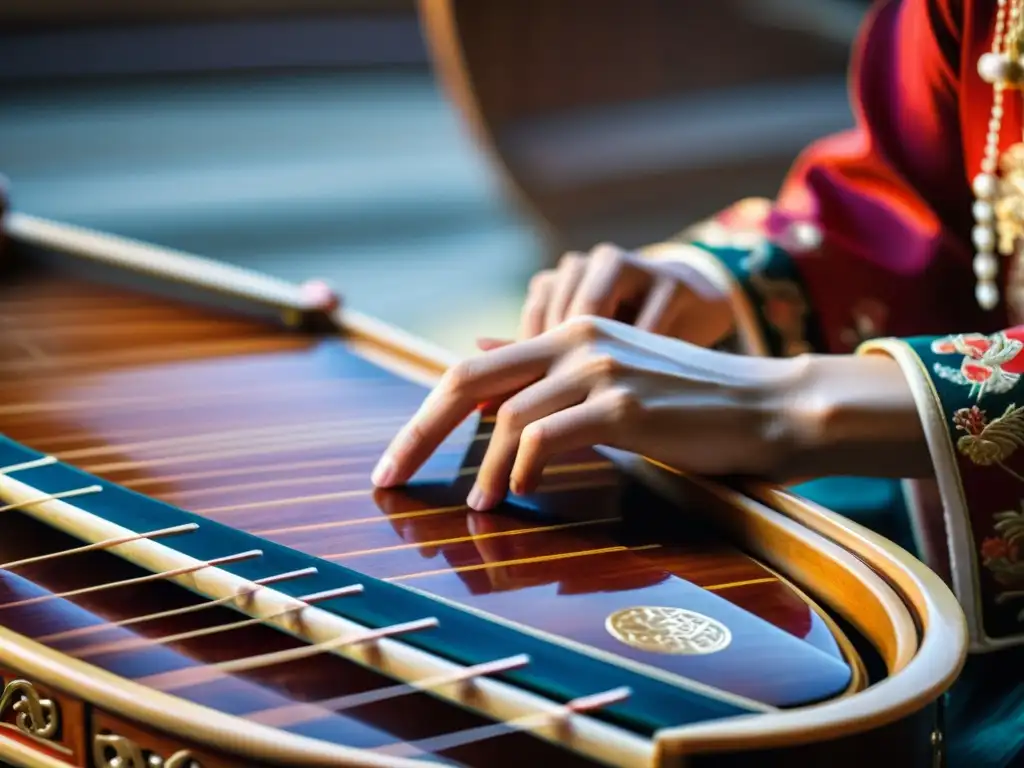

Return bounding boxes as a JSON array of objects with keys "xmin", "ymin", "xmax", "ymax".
[
  {"xmin": 953, "ymin": 404, "xmax": 1024, "ymax": 469},
  {"xmin": 952, "ymin": 404, "xmax": 1024, "ymax": 620},
  {"xmin": 930, "ymin": 330, "xmax": 1024, "ymax": 398},
  {"xmin": 981, "ymin": 505, "xmax": 1024, "ymax": 618},
  {"xmin": 741, "ymin": 242, "xmax": 812, "ymax": 357}
]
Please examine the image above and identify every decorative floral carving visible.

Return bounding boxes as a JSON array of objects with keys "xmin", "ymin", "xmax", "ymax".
[
  {"xmin": 93, "ymin": 732, "xmax": 201, "ymax": 768},
  {"xmin": 0, "ymin": 679, "xmax": 60, "ymax": 741}
]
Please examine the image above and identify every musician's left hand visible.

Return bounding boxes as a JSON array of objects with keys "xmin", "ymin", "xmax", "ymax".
[{"xmin": 371, "ymin": 316, "xmax": 817, "ymax": 511}]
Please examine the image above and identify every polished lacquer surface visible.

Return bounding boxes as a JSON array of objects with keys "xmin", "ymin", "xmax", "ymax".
[{"xmin": 0, "ymin": 262, "xmax": 857, "ymax": 764}]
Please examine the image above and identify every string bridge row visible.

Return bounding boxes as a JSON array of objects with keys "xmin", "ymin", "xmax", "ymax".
[{"xmin": 0, "ymin": 456, "xmax": 633, "ymax": 755}]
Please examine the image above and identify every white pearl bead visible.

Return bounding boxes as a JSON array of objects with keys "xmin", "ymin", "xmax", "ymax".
[
  {"xmin": 787, "ymin": 221, "xmax": 823, "ymax": 251},
  {"xmin": 975, "ymin": 252, "xmax": 1000, "ymax": 280},
  {"xmin": 977, "ymin": 280, "xmax": 1000, "ymax": 309},
  {"xmin": 974, "ymin": 172, "xmax": 1000, "ymax": 199},
  {"xmin": 974, "ymin": 200, "xmax": 996, "ymax": 222},
  {"xmin": 973, "ymin": 224, "xmax": 996, "ymax": 251},
  {"xmin": 979, "ymin": 52, "xmax": 1012, "ymax": 82}
]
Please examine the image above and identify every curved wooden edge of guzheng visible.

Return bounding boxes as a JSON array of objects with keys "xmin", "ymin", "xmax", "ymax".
[
  {"xmin": 611, "ymin": 455, "xmax": 968, "ymax": 758},
  {"xmin": 0, "ymin": 212, "xmax": 968, "ymax": 765}
]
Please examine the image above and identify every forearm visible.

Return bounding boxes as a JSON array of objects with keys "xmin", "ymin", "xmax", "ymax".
[{"xmin": 772, "ymin": 353, "xmax": 933, "ymax": 481}]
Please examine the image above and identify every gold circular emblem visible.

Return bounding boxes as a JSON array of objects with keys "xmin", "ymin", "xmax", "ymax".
[{"xmin": 605, "ymin": 607, "xmax": 731, "ymax": 655}]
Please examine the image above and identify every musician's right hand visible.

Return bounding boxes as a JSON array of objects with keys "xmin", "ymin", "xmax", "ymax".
[{"xmin": 519, "ymin": 242, "xmax": 734, "ymax": 348}]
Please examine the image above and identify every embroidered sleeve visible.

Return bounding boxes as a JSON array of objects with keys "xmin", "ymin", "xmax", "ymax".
[
  {"xmin": 641, "ymin": 0, "xmax": 995, "ymax": 358},
  {"xmin": 639, "ymin": 198, "xmax": 823, "ymax": 358},
  {"xmin": 861, "ymin": 328, "xmax": 1024, "ymax": 652}
]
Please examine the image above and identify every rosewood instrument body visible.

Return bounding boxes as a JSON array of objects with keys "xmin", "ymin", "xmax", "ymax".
[{"xmin": 0, "ymin": 210, "xmax": 965, "ymax": 768}]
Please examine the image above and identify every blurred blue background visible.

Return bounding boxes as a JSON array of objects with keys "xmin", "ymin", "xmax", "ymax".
[{"xmin": 0, "ymin": 0, "xmax": 868, "ymax": 354}]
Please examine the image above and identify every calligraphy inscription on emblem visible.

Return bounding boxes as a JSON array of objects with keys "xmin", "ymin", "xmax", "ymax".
[{"xmin": 605, "ymin": 607, "xmax": 731, "ymax": 655}]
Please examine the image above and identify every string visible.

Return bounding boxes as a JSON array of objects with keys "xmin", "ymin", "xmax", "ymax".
[
  {"xmin": 69, "ymin": 583, "xmax": 365, "ymax": 660},
  {"xmin": 0, "ymin": 455, "xmax": 58, "ymax": 475},
  {"xmin": 122, "ymin": 456, "xmax": 368, "ymax": 490},
  {"xmin": 140, "ymin": 616, "xmax": 439, "ymax": 692},
  {"xmin": 374, "ymin": 687, "xmax": 633, "ymax": 758},
  {"xmin": 248, "ymin": 654, "xmax": 531, "ymax": 728},
  {"xmin": 0, "ymin": 549, "xmax": 263, "ymax": 610},
  {"xmin": 0, "ymin": 523, "xmax": 199, "ymax": 570},
  {"xmin": 192, "ymin": 463, "xmax": 611, "ymax": 517},
  {"xmin": 0, "ymin": 485, "xmax": 103, "ymax": 513},
  {"xmin": 81, "ymin": 431, "xmax": 399, "ymax": 474},
  {"xmin": 37, "ymin": 566, "xmax": 319, "ymax": 644},
  {"xmin": 57, "ymin": 416, "xmax": 406, "ymax": 462},
  {"xmin": 321, "ymin": 517, "xmax": 622, "ymax": 562}
]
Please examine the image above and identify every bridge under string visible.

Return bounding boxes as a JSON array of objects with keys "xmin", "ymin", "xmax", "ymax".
[
  {"xmin": 0, "ymin": 425, "xmax": 769, "ymax": 742},
  {"xmin": 376, "ymin": 686, "xmax": 634, "ymax": 759},
  {"xmin": 68, "ymin": 583, "xmax": 366, "ymax": 660},
  {"xmin": 38, "ymin": 566, "xmax": 320, "ymax": 643},
  {"xmin": 0, "ymin": 549, "xmax": 263, "ymax": 611}
]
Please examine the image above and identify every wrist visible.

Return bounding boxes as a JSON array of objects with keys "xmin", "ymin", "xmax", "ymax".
[{"xmin": 763, "ymin": 352, "xmax": 933, "ymax": 481}]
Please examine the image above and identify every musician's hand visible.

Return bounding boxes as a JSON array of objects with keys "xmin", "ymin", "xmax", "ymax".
[
  {"xmin": 371, "ymin": 316, "xmax": 807, "ymax": 511},
  {"xmin": 519, "ymin": 243, "xmax": 733, "ymax": 347}
]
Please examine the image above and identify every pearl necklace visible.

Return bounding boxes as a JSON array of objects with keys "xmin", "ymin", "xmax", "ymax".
[{"xmin": 975, "ymin": 0, "xmax": 1024, "ymax": 310}]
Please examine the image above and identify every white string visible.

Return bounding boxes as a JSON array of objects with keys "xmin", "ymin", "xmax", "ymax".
[
  {"xmin": 0, "ymin": 456, "xmax": 58, "ymax": 475},
  {"xmin": 0, "ymin": 522, "xmax": 199, "ymax": 570},
  {"xmin": 249, "ymin": 653, "xmax": 532, "ymax": 728},
  {"xmin": 0, "ymin": 549, "xmax": 263, "ymax": 610},
  {"xmin": 38, "ymin": 567, "xmax": 320, "ymax": 644},
  {"xmin": 71, "ymin": 582, "xmax": 365, "ymax": 660},
  {"xmin": 374, "ymin": 686, "xmax": 633, "ymax": 758},
  {"xmin": 0, "ymin": 485, "xmax": 103, "ymax": 513},
  {"xmin": 142, "ymin": 616, "xmax": 439, "ymax": 691}
]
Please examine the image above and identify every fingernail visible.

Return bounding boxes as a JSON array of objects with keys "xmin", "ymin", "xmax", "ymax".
[
  {"xmin": 467, "ymin": 484, "xmax": 492, "ymax": 511},
  {"xmin": 509, "ymin": 478, "xmax": 522, "ymax": 496},
  {"xmin": 371, "ymin": 454, "xmax": 395, "ymax": 487}
]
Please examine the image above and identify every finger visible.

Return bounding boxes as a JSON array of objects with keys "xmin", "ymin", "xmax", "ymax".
[
  {"xmin": 299, "ymin": 279, "xmax": 341, "ymax": 313},
  {"xmin": 476, "ymin": 337, "xmax": 514, "ymax": 351},
  {"xmin": 467, "ymin": 370, "xmax": 592, "ymax": 511},
  {"xmin": 510, "ymin": 394, "xmax": 624, "ymax": 495},
  {"xmin": 372, "ymin": 336, "xmax": 562, "ymax": 488},
  {"xmin": 520, "ymin": 271, "xmax": 555, "ymax": 339},
  {"xmin": 544, "ymin": 253, "xmax": 587, "ymax": 331},
  {"xmin": 635, "ymin": 276, "xmax": 689, "ymax": 336},
  {"xmin": 566, "ymin": 245, "xmax": 648, "ymax": 320}
]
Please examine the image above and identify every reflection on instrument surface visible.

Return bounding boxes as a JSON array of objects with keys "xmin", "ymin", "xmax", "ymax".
[{"xmin": 0, "ymin": 216, "xmax": 965, "ymax": 767}]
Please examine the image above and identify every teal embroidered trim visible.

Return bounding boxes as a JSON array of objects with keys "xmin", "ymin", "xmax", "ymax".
[
  {"xmin": 907, "ymin": 330, "xmax": 1024, "ymax": 639},
  {"xmin": 692, "ymin": 240, "xmax": 822, "ymax": 357}
]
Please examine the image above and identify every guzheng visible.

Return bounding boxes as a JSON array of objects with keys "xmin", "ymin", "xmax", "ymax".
[{"xmin": 0, "ymin": 209, "xmax": 965, "ymax": 768}]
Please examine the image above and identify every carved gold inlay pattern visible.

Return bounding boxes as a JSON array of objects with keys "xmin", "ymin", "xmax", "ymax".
[
  {"xmin": 0, "ymin": 678, "xmax": 60, "ymax": 740},
  {"xmin": 93, "ymin": 732, "xmax": 202, "ymax": 768},
  {"xmin": 605, "ymin": 607, "xmax": 731, "ymax": 655}
]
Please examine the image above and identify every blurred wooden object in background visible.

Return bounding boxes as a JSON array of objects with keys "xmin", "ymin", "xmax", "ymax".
[
  {"xmin": 419, "ymin": 0, "xmax": 865, "ymax": 258},
  {"xmin": 0, "ymin": 0, "xmax": 426, "ymax": 78}
]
